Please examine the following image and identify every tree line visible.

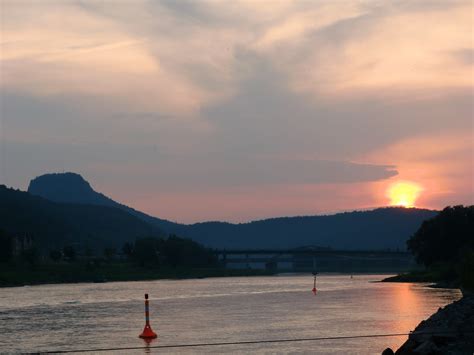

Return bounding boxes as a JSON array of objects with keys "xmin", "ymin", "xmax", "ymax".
[
  {"xmin": 0, "ymin": 231, "xmax": 217, "ymax": 269},
  {"xmin": 407, "ymin": 205, "xmax": 474, "ymax": 290}
]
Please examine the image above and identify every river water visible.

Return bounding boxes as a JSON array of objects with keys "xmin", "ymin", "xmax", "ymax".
[{"xmin": 0, "ymin": 274, "xmax": 461, "ymax": 354}]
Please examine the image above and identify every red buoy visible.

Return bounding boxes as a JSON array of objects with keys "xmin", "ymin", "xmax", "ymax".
[
  {"xmin": 139, "ymin": 294, "xmax": 157, "ymax": 340},
  {"xmin": 312, "ymin": 273, "xmax": 318, "ymax": 295}
]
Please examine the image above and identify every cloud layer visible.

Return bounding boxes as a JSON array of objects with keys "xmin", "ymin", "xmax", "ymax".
[{"xmin": 1, "ymin": 0, "xmax": 472, "ymax": 222}]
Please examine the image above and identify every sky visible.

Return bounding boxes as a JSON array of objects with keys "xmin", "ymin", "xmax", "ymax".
[{"xmin": 0, "ymin": 0, "xmax": 473, "ymax": 223}]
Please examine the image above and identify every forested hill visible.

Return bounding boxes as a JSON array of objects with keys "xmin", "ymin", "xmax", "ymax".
[
  {"xmin": 0, "ymin": 185, "xmax": 162, "ymax": 251},
  {"xmin": 26, "ymin": 172, "xmax": 439, "ymax": 250},
  {"xmin": 28, "ymin": 172, "xmax": 180, "ymax": 232},
  {"xmin": 181, "ymin": 207, "xmax": 438, "ymax": 249}
]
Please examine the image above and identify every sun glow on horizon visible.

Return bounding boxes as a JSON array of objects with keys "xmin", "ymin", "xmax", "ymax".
[{"xmin": 387, "ymin": 181, "xmax": 423, "ymax": 208}]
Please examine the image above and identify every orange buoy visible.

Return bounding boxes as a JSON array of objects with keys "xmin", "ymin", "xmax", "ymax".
[
  {"xmin": 139, "ymin": 294, "xmax": 158, "ymax": 340},
  {"xmin": 312, "ymin": 272, "xmax": 318, "ymax": 295}
]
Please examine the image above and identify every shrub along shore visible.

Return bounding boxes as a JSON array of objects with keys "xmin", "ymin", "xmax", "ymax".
[
  {"xmin": 0, "ymin": 261, "xmax": 272, "ymax": 288},
  {"xmin": 0, "ymin": 233, "xmax": 272, "ymax": 287}
]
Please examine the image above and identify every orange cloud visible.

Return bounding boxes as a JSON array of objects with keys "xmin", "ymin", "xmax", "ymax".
[
  {"xmin": 3, "ymin": 1, "xmax": 471, "ymax": 116},
  {"xmin": 280, "ymin": 3, "xmax": 473, "ymax": 96},
  {"xmin": 362, "ymin": 132, "xmax": 474, "ymax": 209}
]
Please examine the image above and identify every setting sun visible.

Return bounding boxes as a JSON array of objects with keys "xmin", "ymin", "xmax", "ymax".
[{"xmin": 387, "ymin": 181, "xmax": 423, "ymax": 207}]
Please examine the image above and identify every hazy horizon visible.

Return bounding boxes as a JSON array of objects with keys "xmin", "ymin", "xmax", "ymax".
[
  {"xmin": 1, "ymin": 0, "xmax": 473, "ymax": 223},
  {"xmin": 5, "ymin": 169, "xmax": 442, "ymax": 225}
]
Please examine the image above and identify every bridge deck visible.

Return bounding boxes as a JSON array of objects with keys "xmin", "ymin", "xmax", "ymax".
[{"xmin": 215, "ymin": 249, "xmax": 410, "ymax": 256}]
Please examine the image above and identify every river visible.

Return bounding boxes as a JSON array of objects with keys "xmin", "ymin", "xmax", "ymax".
[{"xmin": 0, "ymin": 274, "xmax": 461, "ymax": 354}]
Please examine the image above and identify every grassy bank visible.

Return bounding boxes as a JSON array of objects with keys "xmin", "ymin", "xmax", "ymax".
[{"xmin": 0, "ymin": 261, "xmax": 273, "ymax": 288}]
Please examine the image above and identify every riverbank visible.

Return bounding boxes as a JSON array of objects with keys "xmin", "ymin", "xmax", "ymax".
[
  {"xmin": 383, "ymin": 295, "xmax": 474, "ymax": 354},
  {"xmin": 0, "ymin": 262, "xmax": 273, "ymax": 288},
  {"xmin": 381, "ymin": 270, "xmax": 460, "ymax": 289},
  {"xmin": 382, "ymin": 269, "xmax": 474, "ymax": 354}
]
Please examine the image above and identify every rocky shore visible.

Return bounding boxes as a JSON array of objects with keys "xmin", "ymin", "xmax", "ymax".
[{"xmin": 383, "ymin": 295, "xmax": 474, "ymax": 355}]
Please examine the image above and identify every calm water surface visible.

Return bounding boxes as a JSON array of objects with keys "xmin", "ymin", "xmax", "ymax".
[{"xmin": 0, "ymin": 274, "xmax": 461, "ymax": 354}]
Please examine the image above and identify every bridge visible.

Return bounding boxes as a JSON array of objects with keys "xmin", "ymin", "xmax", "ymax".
[{"xmin": 214, "ymin": 248, "xmax": 414, "ymax": 272}]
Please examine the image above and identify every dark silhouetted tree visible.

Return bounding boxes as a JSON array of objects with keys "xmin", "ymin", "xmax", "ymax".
[
  {"xmin": 103, "ymin": 247, "xmax": 116, "ymax": 260},
  {"xmin": 132, "ymin": 237, "xmax": 161, "ymax": 267},
  {"xmin": 131, "ymin": 235, "xmax": 217, "ymax": 268},
  {"xmin": 49, "ymin": 249, "xmax": 62, "ymax": 262},
  {"xmin": 63, "ymin": 245, "xmax": 76, "ymax": 261},
  {"xmin": 460, "ymin": 251, "xmax": 474, "ymax": 290},
  {"xmin": 122, "ymin": 242, "xmax": 133, "ymax": 258},
  {"xmin": 0, "ymin": 229, "xmax": 12, "ymax": 262},
  {"xmin": 407, "ymin": 205, "xmax": 474, "ymax": 267},
  {"xmin": 22, "ymin": 247, "xmax": 39, "ymax": 267},
  {"xmin": 84, "ymin": 245, "xmax": 93, "ymax": 258},
  {"xmin": 162, "ymin": 235, "xmax": 217, "ymax": 268},
  {"xmin": 407, "ymin": 205, "xmax": 474, "ymax": 290}
]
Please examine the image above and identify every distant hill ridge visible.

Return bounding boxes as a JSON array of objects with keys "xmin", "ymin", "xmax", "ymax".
[
  {"xmin": 29, "ymin": 172, "xmax": 103, "ymax": 204},
  {"xmin": 0, "ymin": 185, "xmax": 162, "ymax": 251},
  {"xmin": 26, "ymin": 172, "xmax": 439, "ymax": 250},
  {"xmin": 28, "ymin": 172, "xmax": 179, "ymax": 231},
  {"xmin": 28, "ymin": 173, "xmax": 438, "ymax": 250}
]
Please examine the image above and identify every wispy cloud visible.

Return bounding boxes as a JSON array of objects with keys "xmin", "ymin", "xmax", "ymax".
[{"xmin": 1, "ymin": 0, "xmax": 472, "ymax": 221}]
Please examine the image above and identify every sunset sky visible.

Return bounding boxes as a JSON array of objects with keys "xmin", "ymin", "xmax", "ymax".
[{"xmin": 1, "ymin": 0, "xmax": 473, "ymax": 223}]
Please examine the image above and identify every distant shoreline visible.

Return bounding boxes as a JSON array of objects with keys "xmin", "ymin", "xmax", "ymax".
[
  {"xmin": 0, "ymin": 265, "xmax": 401, "ymax": 289},
  {"xmin": 0, "ymin": 262, "xmax": 273, "ymax": 288},
  {"xmin": 380, "ymin": 271, "xmax": 461, "ymax": 290}
]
